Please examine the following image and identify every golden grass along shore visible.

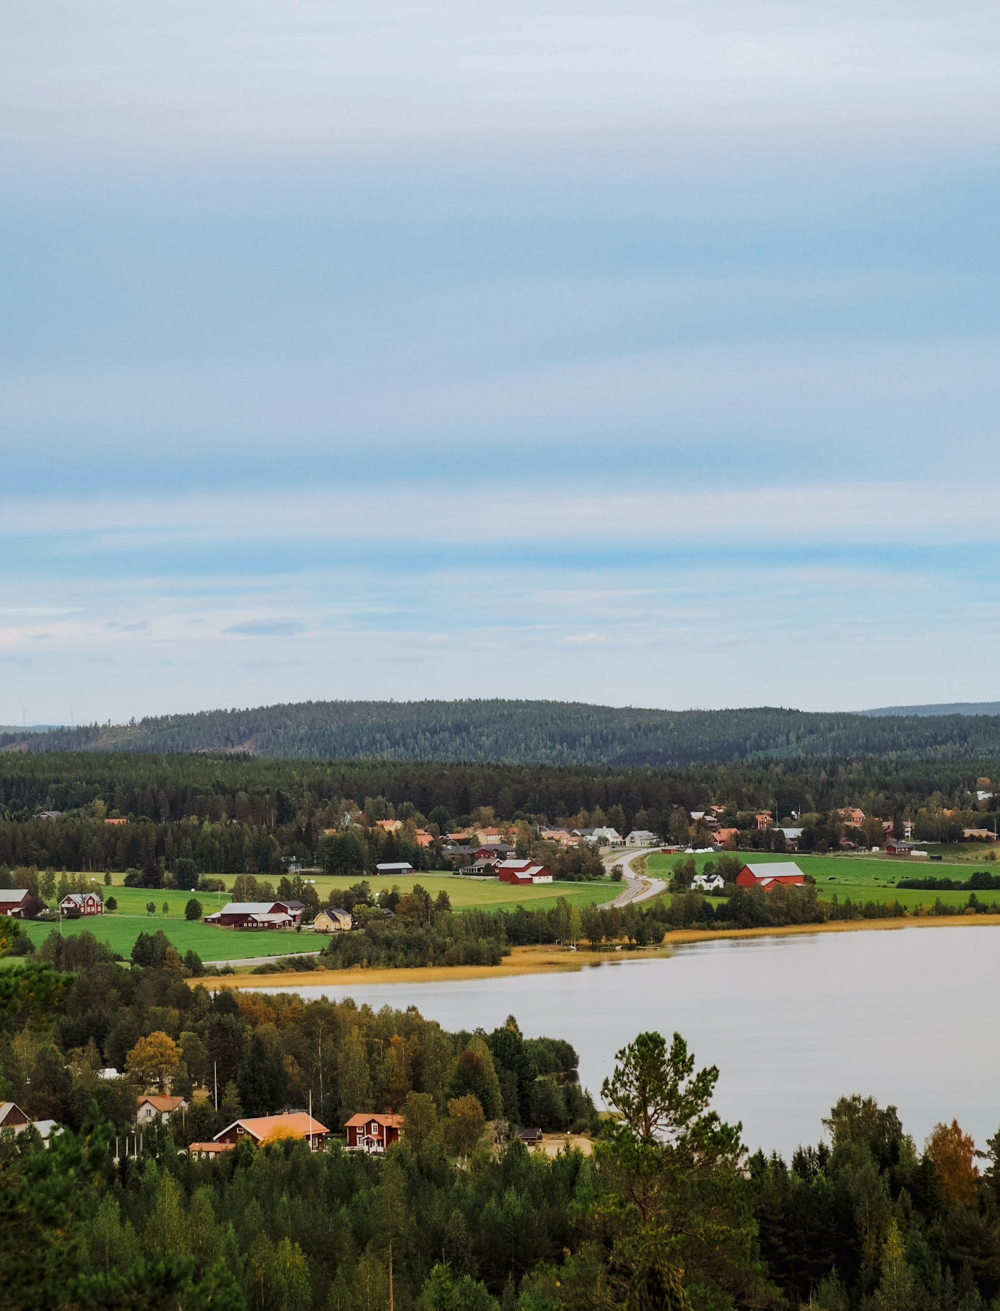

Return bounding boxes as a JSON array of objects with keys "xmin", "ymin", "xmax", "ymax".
[{"xmin": 193, "ymin": 913, "xmax": 1000, "ymax": 991}]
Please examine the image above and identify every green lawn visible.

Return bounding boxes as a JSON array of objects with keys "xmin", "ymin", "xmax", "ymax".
[
  {"xmin": 312, "ymin": 873, "xmax": 616, "ymax": 913},
  {"xmin": 19, "ymin": 914, "xmax": 307, "ymax": 962},
  {"xmin": 645, "ymin": 851, "xmax": 998, "ymax": 912},
  {"xmin": 19, "ymin": 873, "xmax": 617, "ymax": 962}
]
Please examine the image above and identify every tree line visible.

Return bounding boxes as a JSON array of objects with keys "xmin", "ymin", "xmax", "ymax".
[
  {"xmin": 8, "ymin": 697, "xmax": 1000, "ymax": 766},
  {"xmin": 1, "ymin": 750, "xmax": 999, "ymax": 880}
]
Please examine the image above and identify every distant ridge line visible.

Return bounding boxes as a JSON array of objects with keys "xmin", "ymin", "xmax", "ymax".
[
  {"xmin": 860, "ymin": 702, "xmax": 1000, "ymax": 718},
  {"xmin": 4, "ymin": 697, "xmax": 1000, "ymax": 767}
]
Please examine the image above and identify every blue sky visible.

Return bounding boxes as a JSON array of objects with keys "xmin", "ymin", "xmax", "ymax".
[{"xmin": 2, "ymin": 0, "xmax": 999, "ymax": 723}]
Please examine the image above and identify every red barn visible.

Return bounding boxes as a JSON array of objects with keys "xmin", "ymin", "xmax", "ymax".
[
  {"xmin": 496, "ymin": 860, "xmax": 553, "ymax": 885},
  {"xmin": 0, "ymin": 890, "xmax": 31, "ymax": 918},
  {"xmin": 345, "ymin": 1113, "xmax": 405, "ymax": 1154},
  {"xmin": 736, "ymin": 862, "xmax": 806, "ymax": 892},
  {"xmin": 203, "ymin": 901, "xmax": 294, "ymax": 929}
]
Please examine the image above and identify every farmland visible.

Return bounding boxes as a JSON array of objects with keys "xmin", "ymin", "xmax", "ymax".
[
  {"xmin": 645, "ymin": 850, "xmax": 997, "ymax": 912},
  {"xmin": 17, "ymin": 873, "xmax": 619, "ymax": 961}
]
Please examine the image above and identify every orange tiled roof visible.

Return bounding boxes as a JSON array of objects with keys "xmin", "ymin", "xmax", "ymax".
[
  {"xmin": 138, "ymin": 1095, "xmax": 185, "ymax": 1113},
  {"xmin": 216, "ymin": 1112, "xmax": 329, "ymax": 1142}
]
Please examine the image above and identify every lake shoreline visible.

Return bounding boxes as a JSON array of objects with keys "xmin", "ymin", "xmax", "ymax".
[{"xmin": 195, "ymin": 913, "xmax": 1000, "ymax": 990}]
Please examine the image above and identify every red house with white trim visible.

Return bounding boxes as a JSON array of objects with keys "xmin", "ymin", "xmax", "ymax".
[
  {"xmin": 59, "ymin": 892, "xmax": 104, "ymax": 917},
  {"xmin": 345, "ymin": 1112, "xmax": 405, "ymax": 1153},
  {"xmin": 736, "ymin": 862, "xmax": 806, "ymax": 892}
]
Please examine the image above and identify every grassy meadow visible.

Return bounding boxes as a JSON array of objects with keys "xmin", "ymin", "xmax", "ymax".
[
  {"xmin": 644, "ymin": 850, "xmax": 998, "ymax": 912},
  {"xmin": 17, "ymin": 872, "xmax": 619, "ymax": 962}
]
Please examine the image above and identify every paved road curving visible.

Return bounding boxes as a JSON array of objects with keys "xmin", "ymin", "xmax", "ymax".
[{"xmin": 599, "ymin": 847, "xmax": 667, "ymax": 909}]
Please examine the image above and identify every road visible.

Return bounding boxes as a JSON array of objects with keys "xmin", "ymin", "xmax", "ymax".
[
  {"xmin": 202, "ymin": 949, "xmax": 323, "ymax": 968},
  {"xmin": 599, "ymin": 847, "xmax": 667, "ymax": 908}
]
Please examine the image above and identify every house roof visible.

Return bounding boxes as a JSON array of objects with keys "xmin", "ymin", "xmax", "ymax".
[
  {"xmin": 375, "ymin": 862, "xmax": 414, "ymax": 872},
  {"xmin": 60, "ymin": 892, "xmax": 101, "ymax": 906},
  {"xmin": 741, "ymin": 862, "xmax": 805, "ymax": 883},
  {"xmin": 138, "ymin": 1095, "xmax": 186, "ymax": 1113},
  {"xmin": 0, "ymin": 1101, "xmax": 29, "ymax": 1126},
  {"xmin": 344, "ymin": 1112, "xmax": 405, "ymax": 1129},
  {"xmin": 214, "ymin": 1111, "xmax": 329, "ymax": 1142},
  {"xmin": 0, "ymin": 890, "xmax": 30, "ymax": 901},
  {"xmin": 28, "ymin": 1119, "xmax": 59, "ymax": 1139},
  {"xmin": 189, "ymin": 1140, "xmax": 234, "ymax": 1154},
  {"xmin": 214, "ymin": 901, "xmax": 290, "ymax": 915}
]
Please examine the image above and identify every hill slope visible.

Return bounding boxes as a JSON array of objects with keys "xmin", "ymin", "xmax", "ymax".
[
  {"xmin": 862, "ymin": 701, "xmax": 1000, "ymax": 718},
  {"xmin": 4, "ymin": 699, "xmax": 1000, "ymax": 766}
]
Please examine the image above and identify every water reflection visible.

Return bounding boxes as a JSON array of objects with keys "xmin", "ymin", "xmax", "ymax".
[{"xmin": 258, "ymin": 926, "xmax": 1000, "ymax": 1154}]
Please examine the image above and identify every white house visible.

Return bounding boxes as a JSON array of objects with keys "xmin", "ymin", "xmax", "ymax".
[
  {"xmin": 692, "ymin": 873, "xmax": 725, "ymax": 893},
  {"xmin": 625, "ymin": 829, "xmax": 657, "ymax": 848},
  {"xmin": 591, "ymin": 827, "xmax": 623, "ymax": 847},
  {"xmin": 137, "ymin": 1095, "xmax": 187, "ymax": 1125}
]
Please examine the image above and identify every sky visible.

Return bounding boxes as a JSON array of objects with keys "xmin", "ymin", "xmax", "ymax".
[{"xmin": 2, "ymin": 0, "xmax": 999, "ymax": 724}]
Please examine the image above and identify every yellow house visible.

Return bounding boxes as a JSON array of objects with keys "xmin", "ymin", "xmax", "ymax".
[{"xmin": 314, "ymin": 908, "xmax": 352, "ymax": 934}]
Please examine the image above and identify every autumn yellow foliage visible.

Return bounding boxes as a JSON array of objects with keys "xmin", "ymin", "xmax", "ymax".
[{"xmin": 926, "ymin": 1119, "xmax": 979, "ymax": 1209}]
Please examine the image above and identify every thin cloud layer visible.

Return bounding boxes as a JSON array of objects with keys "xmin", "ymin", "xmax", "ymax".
[{"xmin": 1, "ymin": 1, "xmax": 998, "ymax": 720}]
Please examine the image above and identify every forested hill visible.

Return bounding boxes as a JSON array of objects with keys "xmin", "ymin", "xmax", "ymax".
[{"xmin": 5, "ymin": 699, "xmax": 1000, "ymax": 766}]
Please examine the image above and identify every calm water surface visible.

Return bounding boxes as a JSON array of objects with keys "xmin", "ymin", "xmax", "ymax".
[{"xmin": 261, "ymin": 926, "xmax": 1000, "ymax": 1155}]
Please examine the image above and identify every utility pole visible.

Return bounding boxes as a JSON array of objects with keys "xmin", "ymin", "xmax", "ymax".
[
  {"xmin": 214, "ymin": 1061, "xmax": 218, "ymax": 1112},
  {"xmin": 318, "ymin": 1024, "xmax": 324, "ymax": 1117},
  {"xmin": 389, "ymin": 1243, "xmax": 394, "ymax": 1311}
]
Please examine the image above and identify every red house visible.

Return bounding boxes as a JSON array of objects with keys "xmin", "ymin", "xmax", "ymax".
[
  {"xmin": 0, "ymin": 1101, "xmax": 30, "ymax": 1129},
  {"xmin": 736, "ymin": 862, "xmax": 806, "ymax": 892},
  {"xmin": 345, "ymin": 1113, "xmax": 405, "ymax": 1154},
  {"xmin": 59, "ymin": 892, "xmax": 104, "ymax": 917}
]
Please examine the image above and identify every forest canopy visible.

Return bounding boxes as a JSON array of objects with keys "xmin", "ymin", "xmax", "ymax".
[{"xmin": 7, "ymin": 698, "xmax": 1000, "ymax": 766}]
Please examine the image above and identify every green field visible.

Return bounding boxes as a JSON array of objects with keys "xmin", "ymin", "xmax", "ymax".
[
  {"xmin": 645, "ymin": 851, "xmax": 998, "ymax": 912},
  {"xmin": 18, "ymin": 873, "xmax": 618, "ymax": 962}
]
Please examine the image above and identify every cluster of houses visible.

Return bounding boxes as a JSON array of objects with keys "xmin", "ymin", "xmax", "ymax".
[
  {"xmin": 190, "ymin": 1109, "xmax": 413, "ymax": 1157},
  {"xmin": 6, "ymin": 1088, "xmax": 549, "ymax": 1161},
  {"xmin": 0, "ymin": 888, "xmax": 106, "ymax": 918}
]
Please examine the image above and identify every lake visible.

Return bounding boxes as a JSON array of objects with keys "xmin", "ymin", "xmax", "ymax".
[{"xmin": 259, "ymin": 925, "xmax": 1000, "ymax": 1155}]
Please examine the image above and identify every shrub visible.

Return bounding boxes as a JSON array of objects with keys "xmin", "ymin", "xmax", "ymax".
[{"xmin": 184, "ymin": 898, "xmax": 203, "ymax": 922}]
